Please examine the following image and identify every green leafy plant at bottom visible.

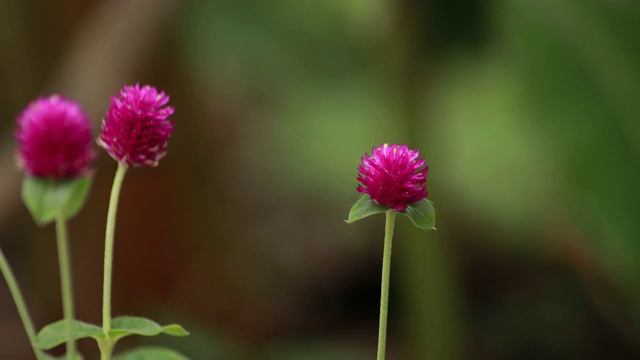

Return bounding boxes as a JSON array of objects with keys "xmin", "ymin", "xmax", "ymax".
[{"xmin": 35, "ymin": 317, "xmax": 189, "ymax": 359}]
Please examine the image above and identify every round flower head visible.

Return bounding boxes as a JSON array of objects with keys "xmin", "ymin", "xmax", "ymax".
[
  {"xmin": 98, "ymin": 84, "xmax": 174, "ymax": 167},
  {"xmin": 357, "ymin": 144, "xmax": 428, "ymax": 211},
  {"xmin": 15, "ymin": 95, "xmax": 96, "ymax": 179}
]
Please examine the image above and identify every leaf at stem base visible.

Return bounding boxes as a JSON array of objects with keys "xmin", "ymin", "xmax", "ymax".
[
  {"xmin": 35, "ymin": 317, "xmax": 188, "ymax": 350},
  {"xmin": 36, "ymin": 320, "xmax": 102, "ymax": 350}
]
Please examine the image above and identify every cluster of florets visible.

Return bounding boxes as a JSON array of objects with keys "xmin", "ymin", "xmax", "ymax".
[
  {"xmin": 15, "ymin": 84, "xmax": 175, "ymax": 179},
  {"xmin": 357, "ymin": 143, "xmax": 428, "ymax": 211},
  {"xmin": 98, "ymin": 84, "xmax": 175, "ymax": 167},
  {"xmin": 15, "ymin": 95, "xmax": 96, "ymax": 179}
]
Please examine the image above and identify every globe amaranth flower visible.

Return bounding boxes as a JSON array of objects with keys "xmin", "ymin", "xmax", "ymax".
[
  {"xmin": 15, "ymin": 95, "xmax": 96, "ymax": 179},
  {"xmin": 357, "ymin": 143, "xmax": 428, "ymax": 211},
  {"xmin": 98, "ymin": 84, "xmax": 174, "ymax": 167}
]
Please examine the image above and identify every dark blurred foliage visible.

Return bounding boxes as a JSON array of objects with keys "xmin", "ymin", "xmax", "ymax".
[{"xmin": 1, "ymin": 0, "xmax": 640, "ymax": 359}]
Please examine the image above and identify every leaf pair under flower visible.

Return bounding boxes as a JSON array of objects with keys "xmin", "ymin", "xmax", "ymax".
[
  {"xmin": 21, "ymin": 178, "xmax": 92, "ymax": 226},
  {"xmin": 347, "ymin": 195, "xmax": 436, "ymax": 230}
]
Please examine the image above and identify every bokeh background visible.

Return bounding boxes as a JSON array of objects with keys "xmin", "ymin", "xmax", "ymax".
[{"xmin": 1, "ymin": 0, "xmax": 640, "ymax": 359}]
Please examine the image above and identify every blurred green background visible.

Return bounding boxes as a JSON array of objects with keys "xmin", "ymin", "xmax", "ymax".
[{"xmin": 1, "ymin": 0, "xmax": 640, "ymax": 359}]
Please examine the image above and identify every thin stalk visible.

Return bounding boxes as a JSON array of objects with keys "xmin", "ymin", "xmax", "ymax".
[
  {"xmin": 0, "ymin": 246, "xmax": 46, "ymax": 360},
  {"xmin": 377, "ymin": 210, "xmax": 397, "ymax": 360},
  {"xmin": 55, "ymin": 216, "xmax": 76, "ymax": 360},
  {"xmin": 101, "ymin": 164, "xmax": 127, "ymax": 359}
]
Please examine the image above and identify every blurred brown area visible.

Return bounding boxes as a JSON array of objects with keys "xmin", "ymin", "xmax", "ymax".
[{"xmin": 2, "ymin": 0, "xmax": 640, "ymax": 359}]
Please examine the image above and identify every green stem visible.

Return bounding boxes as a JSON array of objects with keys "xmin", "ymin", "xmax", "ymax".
[
  {"xmin": 0, "ymin": 246, "xmax": 46, "ymax": 360},
  {"xmin": 101, "ymin": 164, "xmax": 128, "ymax": 359},
  {"xmin": 56, "ymin": 216, "xmax": 76, "ymax": 360},
  {"xmin": 98, "ymin": 338, "xmax": 115, "ymax": 360},
  {"xmin": 377, "ymin": 210, "xmax": 397, "ymax": 360}
]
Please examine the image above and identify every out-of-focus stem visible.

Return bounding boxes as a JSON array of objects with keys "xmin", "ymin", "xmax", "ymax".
[
  {"xmin": 55, "ymin": 216, "xmax": 76, "ymax": 360},
  {"xmin": 0, "ymin": 246, "xmax": 46, "ymax": 360}
]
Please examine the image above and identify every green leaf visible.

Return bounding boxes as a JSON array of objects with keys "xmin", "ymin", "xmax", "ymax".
[
  {"xmin": 36, "ymin": 320, "xmax": 103, "ymax": 350},
  {"xmin": 161, "ymin": 324, "xmax": 191, "ymax": 337},
  {"xmin": 400, "ymin": 199, "xmax": 436, "ymax": 230},
  {"xmin": 113, "ymin": 346, "xmax": 190, "ymax": 360},
  {"xmin": 109, "ymin": 317, "xmax": 189, "ymax": 341},
  {"xmin": 21, "ymin": 177, "xmax": 92, "ymax": 226},
  {"xmin": 59, "ymin": 177, "xmax": 92, "ymax": 219},
  {"xmin": 346, "ymin": 195, "xmax": 388, "ymax": 223},
  {"xmin": 36, "ymin": 318, "xmax": 188, "ymax": 351}
]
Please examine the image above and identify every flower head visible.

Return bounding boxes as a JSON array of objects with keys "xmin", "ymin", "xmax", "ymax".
[
  {"xmin": 15, "ymin": 95, "xmax": 96, "ymax": 179},
  {"xmin": 357, "ymin": 144, "xmax": 428, "ymax": 211},
  {"xmin": 98, "ymin": 84, "xmax": 174, "ymax": 167}
]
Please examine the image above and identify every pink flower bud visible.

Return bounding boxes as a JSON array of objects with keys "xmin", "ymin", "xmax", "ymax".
[
  {"xmin": 15, "ymin": 95, "xmax": 96, "ymax": 179},
  {"xmin": 357, "ymin": 144, "xmax": 428, "ymax": 211},
  {"xmin": 98, "ymin": 84, "xmax": 174, "ymax": 167}
]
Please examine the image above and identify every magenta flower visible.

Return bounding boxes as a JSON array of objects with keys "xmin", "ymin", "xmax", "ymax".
[
  {"xmin": 357, "ymin": 144, "xmax": 428, "ymax": 211},
  {"xmin": 15, "ymin": 95, "xmax": 96, "ymax": 179},
  {"xmin": 98, "ymin": 84, "xmax": 175, "ymax": 167}
]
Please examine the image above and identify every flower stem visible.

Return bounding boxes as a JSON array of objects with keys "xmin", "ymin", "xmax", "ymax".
[
  {"xmin": 0, "ymin": 246, "xmax": 45, "ymax": 360},
  {"xmin": 55, "ymin": 216, "xmax": 76, "ymax": 360},
  {"xmin": 377, "ymin": 210, "xmax": 396, "ymax": 360},
  {"xmin": 101, "ymin": 164, "xmax": 127, "ymax": 359}
]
